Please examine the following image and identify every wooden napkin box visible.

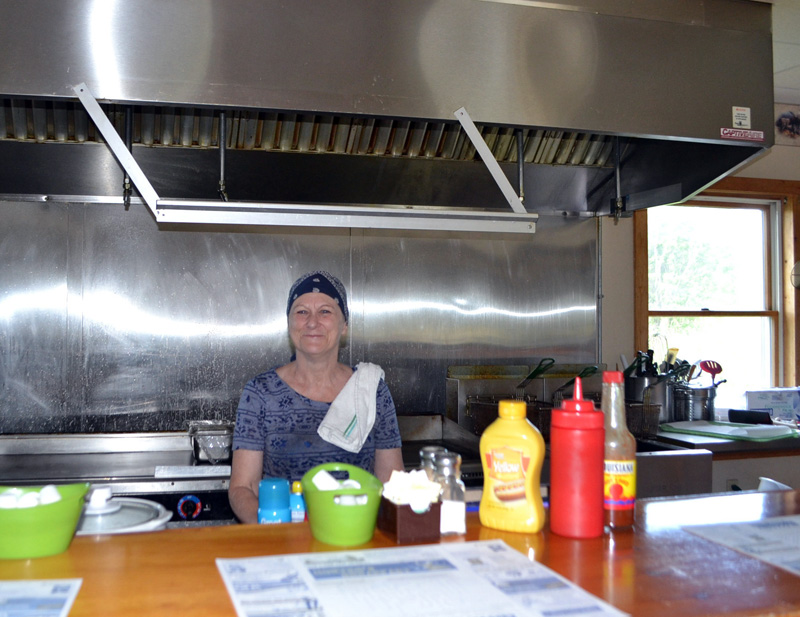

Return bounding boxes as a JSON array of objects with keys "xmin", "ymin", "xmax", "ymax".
[{"xmin": 376, "ymin": 496, "xmax": 441, "ymax": 544}]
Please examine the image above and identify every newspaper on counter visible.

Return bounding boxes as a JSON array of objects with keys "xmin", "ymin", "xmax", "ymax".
[
  {"xmin": 684, "ymin": 514, "xmax": 800, "ymax": 577},
  {"xmin": 0, "ymin": 579, "xmax": 82, "ymax": 617},
  {"xmin": 216, "ymin": 539, "xmax": 627, "ymax": 617}
]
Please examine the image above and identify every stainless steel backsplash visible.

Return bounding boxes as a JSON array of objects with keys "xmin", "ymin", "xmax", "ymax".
[{"xmin": 0, "ymin": 200, "xmax": 597, "ymax": 433}]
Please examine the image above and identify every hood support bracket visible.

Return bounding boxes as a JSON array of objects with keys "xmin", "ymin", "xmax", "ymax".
[
  {"xmin": 454, "ymin": 107, "xmax": 526, "ymax": 214},
  {"xmin": 73, "ymin": 84, "xmax": 537, "ymax": 234}
]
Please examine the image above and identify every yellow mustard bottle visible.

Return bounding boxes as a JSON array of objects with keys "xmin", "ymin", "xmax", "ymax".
[{"xmin": 479, "ymin": 399, "xmax": 546, "ymax": 533}]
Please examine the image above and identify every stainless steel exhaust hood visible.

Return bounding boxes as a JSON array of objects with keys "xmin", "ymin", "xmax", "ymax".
[{"xmin": 0, "ymin": 0, "xmax": 774, "ymax": 231}]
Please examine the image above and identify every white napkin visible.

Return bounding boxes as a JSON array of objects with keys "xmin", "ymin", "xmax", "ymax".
[
  {"xmin": 317, "ymin": 362, "xmax": 384, "ymax": 453},
  {"xmin": 317, "ymin": 362, "xmax": 383, "ymax": 452}
]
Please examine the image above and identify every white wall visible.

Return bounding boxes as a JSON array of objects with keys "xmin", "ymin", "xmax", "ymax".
[
  {"xmin": 735, "ymin": 145, "xmax": 800, "ymax": 181},
  {"xmin": 713, "ymin": 456, "xmax": 800, "ymax": 492}
]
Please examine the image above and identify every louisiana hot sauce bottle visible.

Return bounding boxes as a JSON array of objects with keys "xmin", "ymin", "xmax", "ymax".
[
  {"xmin": 601, "ymin": 370, "xmax": 636, "ymax": 529},
  {"xmin": 479, "ymin": 399, "xmax": 545, "ymax": 533}
]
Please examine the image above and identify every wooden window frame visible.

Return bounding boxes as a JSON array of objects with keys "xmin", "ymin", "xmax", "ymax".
[{"xmin": 633, "ymin": 177, "xmax": 800, "ymax": 386}]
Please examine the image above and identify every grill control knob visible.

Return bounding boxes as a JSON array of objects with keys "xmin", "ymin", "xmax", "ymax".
[{"xmin": 177, "ymin": 494, "xmax": 202, "ymax": 520}]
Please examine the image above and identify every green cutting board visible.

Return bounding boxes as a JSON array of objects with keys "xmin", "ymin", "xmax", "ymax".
[{"xmin": 661, "ymin": 420, "xmax": 799, "ymax": 442}]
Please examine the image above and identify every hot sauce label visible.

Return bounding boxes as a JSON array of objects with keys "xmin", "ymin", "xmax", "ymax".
[
  {"xmin": 485, "ymin": 447, "xmax": 530, "ymax": 502},
  {"xmin": 604, "ymin": 459, "xmax": 636, "ymax": 510}
]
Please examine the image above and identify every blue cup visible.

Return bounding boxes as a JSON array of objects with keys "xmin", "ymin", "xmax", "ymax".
[{"xmin": 258, "ymin": 477, "xmax": 291, "ymax": 524}]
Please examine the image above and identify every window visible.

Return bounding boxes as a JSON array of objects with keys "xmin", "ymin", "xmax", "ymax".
[{"xmin": 637, "ymin": 200, "xmax": 780, "ymax": 411}]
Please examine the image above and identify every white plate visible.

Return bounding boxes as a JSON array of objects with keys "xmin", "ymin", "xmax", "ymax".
[{"xmin": 76, "ymin": 497, "xmax": 172, "ymax": 535}]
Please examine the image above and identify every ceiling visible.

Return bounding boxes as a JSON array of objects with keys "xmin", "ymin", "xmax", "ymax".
[{"xmin": 770, "ymin": 0, "xmax": 800, "ymax": 104}]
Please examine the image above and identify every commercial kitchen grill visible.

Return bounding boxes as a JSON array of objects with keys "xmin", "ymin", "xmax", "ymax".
[{"xmin": 0, "ymin": 433, "xmax": 235, "ymax": 527}]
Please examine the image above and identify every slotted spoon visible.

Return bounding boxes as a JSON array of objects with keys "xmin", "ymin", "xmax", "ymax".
[{"xmin": 700, "ymin": 360, "xmax": 723, "ymax": 386}]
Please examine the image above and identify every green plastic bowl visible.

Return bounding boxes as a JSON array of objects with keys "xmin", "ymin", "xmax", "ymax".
[
  {"xmin": 301, "ymin": 463, "xmax": 383, "ymax": 547},
  {"xmin": 0, "ymin": 483, "xmax": 90, "ymax": 559}
]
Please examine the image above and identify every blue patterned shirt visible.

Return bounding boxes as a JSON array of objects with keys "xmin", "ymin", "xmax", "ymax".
[{"xmin": 232, "ymin": 367, "xmax": 403, "ymax": 481}]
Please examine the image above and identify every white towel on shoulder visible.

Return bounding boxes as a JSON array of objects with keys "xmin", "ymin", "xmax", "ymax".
[{"xmin": 317, "ymin": 362, "xmax": 384, "ymax": 453}]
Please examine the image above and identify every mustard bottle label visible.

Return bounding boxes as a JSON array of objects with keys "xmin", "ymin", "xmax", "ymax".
[
  {"xmin": 484, "ymin": 446, "xmax": 530, "ymax": 503},
  {"xmin": 603, "ymin": 459, "xmax": 636, "ymax": 510}
]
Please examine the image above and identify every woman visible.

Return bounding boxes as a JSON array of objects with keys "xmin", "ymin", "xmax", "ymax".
[{"xmin": 228, "ymin": 270, "xmax": 405, "ymax": 523}]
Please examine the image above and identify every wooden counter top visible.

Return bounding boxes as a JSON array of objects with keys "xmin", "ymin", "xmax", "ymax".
[{"xmin": 2, "ymin": 490, "xmax": 800, "ymax": 617}]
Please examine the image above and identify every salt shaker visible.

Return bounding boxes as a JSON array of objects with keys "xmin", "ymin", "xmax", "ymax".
[
  {"xmin": 419, "ymin": 445, "xmax": 447, "ymax": 481},
  {"xmin": 433, "ymin": 452, "xmax": 466, "ymax": 535}
]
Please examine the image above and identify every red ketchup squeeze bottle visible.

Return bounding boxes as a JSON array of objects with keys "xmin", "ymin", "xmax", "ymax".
[{"xmin": 549, "ymin": 376, "xmax": 605, "ymax": 538}]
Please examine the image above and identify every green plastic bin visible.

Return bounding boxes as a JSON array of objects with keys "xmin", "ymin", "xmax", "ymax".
[
  {"xmin": 301, "ymin": 463, "xmax": 383, "ymax": 546},
  {"xmin": 0, "ymin": 483, "xmax": 90, "ymax": 559}
]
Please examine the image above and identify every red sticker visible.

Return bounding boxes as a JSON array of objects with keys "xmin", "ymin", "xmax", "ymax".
[{"xmin": 720, "ymin": 128, "xmax": 765, "ymax": 142}]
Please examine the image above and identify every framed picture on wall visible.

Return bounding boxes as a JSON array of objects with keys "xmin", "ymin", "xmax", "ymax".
[{"xmin": 775, "ymin": 103, "xmax": 800, "ymax": 146}]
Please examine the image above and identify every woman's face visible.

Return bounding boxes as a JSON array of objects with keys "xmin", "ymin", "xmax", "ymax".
[{"xmin": 288, "ymin": 292, "xmax": 348, "ymax": 358}]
